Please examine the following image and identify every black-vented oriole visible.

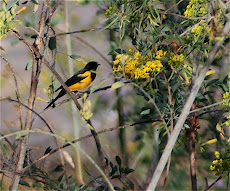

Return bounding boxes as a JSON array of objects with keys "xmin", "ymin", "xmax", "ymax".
[{"xmin": 44, "ymin": 61, "xmax": 100, "ymax": 110}]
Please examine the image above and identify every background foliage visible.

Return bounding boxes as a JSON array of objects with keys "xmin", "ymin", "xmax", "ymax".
[{"xmin": 0, "ymin": 0, "xmax": 230, "ymax": 190}]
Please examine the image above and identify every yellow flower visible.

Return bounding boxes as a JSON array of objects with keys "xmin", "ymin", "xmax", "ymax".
[
  {"xmin": 199, "ymin": 7, "xmax": 207, "ymax": 14},
  {"xmin": 184, "ymin": 0, "xmax": 208, "ymax": 18},
  {"xmin": 212, "ymin": 160, "xmax": 219, "ymax": 165},
  {"xmin": 210, "ymin": 150, "xmax": 230, "ymax": 176},
  {"xmin": 215, "ymin": 151, "xmax": 220, "ymax": 159},
  {"xmin": 146, "ymin": 60, "xmax": 163, "ymax": 72},
  {"xmin": 169, "ymin": 53, "xmax": 184, "ymax": 66},
  {"xmin": 210, "ymin": 165, "xmax": 215, "ymax": 171},
  {"xmin": 223, "ymin": 92, "xmax": 230, "ymax": 107},
  {"xmin": 156, "ymin": 50, "xmax": 166, "ymax": 60},
  {"xmin": 134, "ymin": 51, "xmax": 141, "ymax": 60},
  {"xmin": 113, "ymin": 50, "xmax": 163, "ymax": 79},
  {"xmin": 192, "ymin": 24, "xmax": 203, "ymax": 35},
  {"xmin": 223, "ymin": 92, "xmax": 230, "ymax": 99},
  {"xmin": 226, "ymin": 115, "xmax": 230, "ymax": 126},
  {"xmin": 134, "ymin": 68, "xmax": 150, "ymax": 79},
  {"xmin": 128, "ymin": 49, "xmax": 133, "ymax": 53}
]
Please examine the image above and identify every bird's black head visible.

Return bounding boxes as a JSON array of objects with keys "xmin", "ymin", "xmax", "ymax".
[{"xmin": 84, "ymin": 61, "xmax": 100, "ymax": 71}]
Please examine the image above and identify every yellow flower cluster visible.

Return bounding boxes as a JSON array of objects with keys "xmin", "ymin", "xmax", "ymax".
[
  {"xmin": 226, "ymin": 115, "xmax": 230, "ymax": 126},
  {"xmin": 184, "ymin": 0, "xmax": 208, "ymax": 18},
  {"xmin": 192, "ymin": 24, "xmax": 203, "ymax": 35},
  {"xmin": 223, "ymin": 92, "xmax": 230, "ymax": 107},
  {"xmin": 168, "ymin": 53, "xmax": 184, "ymax": 66},
  {"xmin": 156, "ymin": 50, "xmax": 166, "ymax": 60},
  {"xmin": 113, "ymin": 51, "xmax": 163, "ymax": 79},
  {"xmin": 210, "ymin": 151, "xmax": 230, "ymax": 176},
  {"xmin": 191, "ymin": 20, "xmax": 209, "ymax": 36}
]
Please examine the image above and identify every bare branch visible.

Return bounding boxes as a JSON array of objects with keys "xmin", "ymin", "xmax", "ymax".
[
  {"xmin": 23, "ymin": 119, "xmax": 155, "ymax": 172},
  {"xmin": 53, "ymin": 28, "xmax": 103, "ymax": 37},
  {"xmin": 0, "ymin": 55, "xmax": 23, "ymax": 129},
  {"xmin": 204, "ymin": 176, "xmax": 222, "ymax": 191}
]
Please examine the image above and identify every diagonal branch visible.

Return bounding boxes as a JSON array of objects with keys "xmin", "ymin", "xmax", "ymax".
[{"xmin": 23, "ymin": 119, "xmax": 155, "ymax": 172}]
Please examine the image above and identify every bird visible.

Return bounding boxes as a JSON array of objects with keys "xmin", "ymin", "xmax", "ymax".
[{"xmin": 44, "ymin": 61, "xmax": 100, "ymax": 110}]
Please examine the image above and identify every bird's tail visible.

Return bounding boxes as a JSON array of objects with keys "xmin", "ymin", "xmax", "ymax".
[{"xmin": 44, "ymin": 90, "xmax": 66, "ymax": 110}]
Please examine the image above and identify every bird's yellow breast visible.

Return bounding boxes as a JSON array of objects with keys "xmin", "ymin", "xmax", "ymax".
[{"xmin": 68, "ymin": 71, "xmax": 92, "ymax": 92}]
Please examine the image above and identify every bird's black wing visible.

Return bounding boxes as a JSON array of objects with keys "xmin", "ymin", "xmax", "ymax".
[{"xmin": 55, "ymin": 68, "xmax": 89, "ymax": 92}]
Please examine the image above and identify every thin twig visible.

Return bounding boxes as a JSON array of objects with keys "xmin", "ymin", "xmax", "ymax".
[
  {"xmin": 0, "ymin": 55, "xmax": 23, "ymax": 129},
  {"xmin": 73, "ymin": 35, "xmax": 111, "ymax": 65},
  {"xmin": 1, "ymin": 98, "xmax": 53, "ymax": 133},
  {"xmin": 164, "ymin": 0, "xmax": 185, "ymax": 14},
  {"xmin": 132, "ymin": 82, "xmax": 169, "ymax": 135},
  {"xmin": 52, "ymin": 28, "xmax": 105, "ymax": 37},
  {"xmin": 204, "ymin": 176, "xmax": 222, "ymax": 191},
  {"xmin": 23, "ymin": 119, "xmax": 155, "ymax": 172},
  {"xmin": 163, "ymin": 12, "xmax": 208, "ymax": 20}
]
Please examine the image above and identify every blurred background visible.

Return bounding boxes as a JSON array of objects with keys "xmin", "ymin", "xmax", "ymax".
[{"xmin": 1, "ymin": 0, "xmax": 229, "ymax": 190}]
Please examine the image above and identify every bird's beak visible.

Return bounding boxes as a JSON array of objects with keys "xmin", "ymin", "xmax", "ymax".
[{"xmin": 98, "ymin": 63, "xmax": 101, "ymax": 66}]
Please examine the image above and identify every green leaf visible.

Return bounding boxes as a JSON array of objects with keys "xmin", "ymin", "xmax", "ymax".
[
  {"xmin": 124, "ymin": 167, "xmax": 134, "ymax": 174},
  {"xmin": 127, "ymin": 179, "xmax": 134, "ymax": 189},
  {"xmin": 140, "ymin": 109, "xmax": 150, "ymax": 115},
  {"xmin": 206, "ymin": 79, "xmax": 219, "ymax": 87},
  {"xmin": 105, "ymin": 157, "xmax": 109, "ymax": 166},
  {"xmin": 111, "ymin": 81, "xmax": 125, "ymax": 90},
  {"xmin": 70, "ymin": 54, "xmax": 81, "ymax": 60},
  {"xmin": 103, "ymin": 16, "xmax": 119, "ymax": 30},
  {"xmin": 108, "ymin": 49, "xmax": 126, "ymax": 56},
  {"xmin": 110, "ymin": 162, "xmax": 114, "ymax": 169},
  {"xmin": 31, "ymin": 34, "xmax": 38, "ymax": 39},
  {"xmin": 19, "ymin": 180, "xmax": 30, "ymax": 187},
  {"xmin": 2, "ymin": 144, "xmax": 10, "ymax": 153},
  {"xmin": 57, "ymin": 173, "xmax": 65, "ymax": 182},
  {"xmin": 115, "ymin": 156, "xmax": 122, "ymax": 166},
  {"xmin": 53, "ymin": 164, "xmax": 63, "ymax": 172},
  {"xmin": 110, "ymin": 165, "xmax": 118, "ymax": 176},
  {"xmin": 48, "ymin": 37, "xmax": 56, "ymax": 50},
  {"xmin": 25, "ymin": 59, "xmax": 33, "ymax": 71},
  {"xmin": 44, "ymin": 146, "xmax": 52, "ymax": 155},
  {"xmin": 31, "ymin": 0, "xmax": 39, "ymax": 4}
]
